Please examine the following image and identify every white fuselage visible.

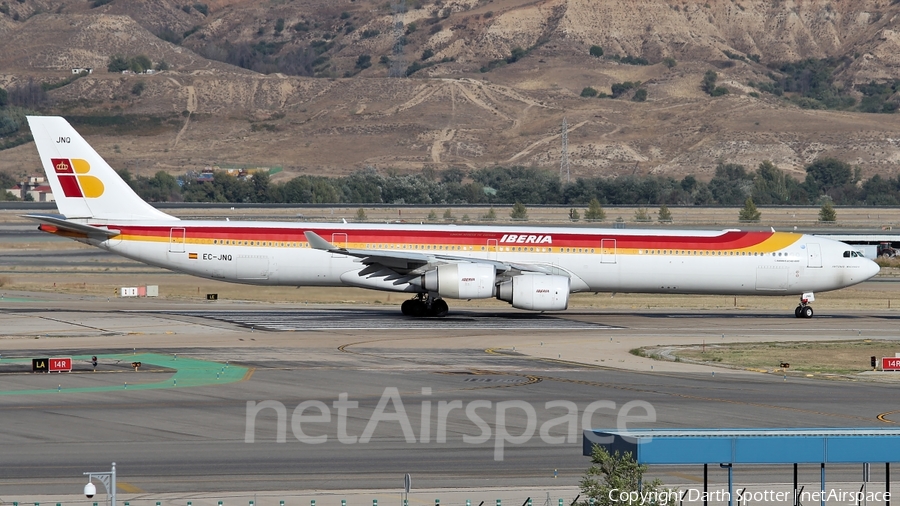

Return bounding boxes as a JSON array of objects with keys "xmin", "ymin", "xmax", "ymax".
[{"xmin": 79, "ymin": 220, "xmax": 878, "ymax": 297}]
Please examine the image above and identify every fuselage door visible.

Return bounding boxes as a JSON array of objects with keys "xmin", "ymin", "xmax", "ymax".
[
  {"xmin": 169, "ymin": 227, "xmax": 186, "ymax": 253},
  {"xmin": 600, "ymin": 238, "xmax": 617, "ymax": 264},
  {"xmin": 806, "ymin": 243, "xmax": 822, "ymax": 268}
]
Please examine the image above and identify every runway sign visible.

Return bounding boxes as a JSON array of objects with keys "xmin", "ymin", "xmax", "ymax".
[
  {"xmin": 882, "ymin": 357, "xmax": 900, "ymax": 371},
  {"xmin": 49, "ymin": 357, "xmax": 72, "ymax": 372},
  {"xmin": 32, "ymin": 358, "xmax": 49, "ymax": 372}
]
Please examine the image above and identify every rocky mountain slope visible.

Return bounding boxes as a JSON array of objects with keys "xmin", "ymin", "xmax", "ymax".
[{"xmin": 0, "ymin": 0, "xmax": 899, "ymax": 183}]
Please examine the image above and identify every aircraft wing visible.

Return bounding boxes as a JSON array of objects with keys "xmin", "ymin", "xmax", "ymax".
[
  {"xmin": 304, "ymin": 230, "xmax": 553, "ymax": 275},
  {"xmin": 24, "ymin": 214, "xmax": 121, "ymax": 239}
]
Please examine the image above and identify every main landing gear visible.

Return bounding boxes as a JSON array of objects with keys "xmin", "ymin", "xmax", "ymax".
[
  {"xmin": 400, "ymin": 293, "xmax": 449, "ymax": 318},
  {"xmin": 794, "ymin": 292, "xmax": 815, "ymax": 318}
]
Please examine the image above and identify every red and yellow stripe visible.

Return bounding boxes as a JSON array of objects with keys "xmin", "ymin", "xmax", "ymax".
[{"xmin": 55, "ymin": 225, "xmax": 801, "ymax": 256}]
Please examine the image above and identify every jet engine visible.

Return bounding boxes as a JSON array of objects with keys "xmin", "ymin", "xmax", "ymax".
[
  {"xmin": 417, "ymin": 263, "xmax": 496, "ymax": 299},
  {"xmin": 497, "ymin": 274, "xmax": 570, "ymax": 311}
]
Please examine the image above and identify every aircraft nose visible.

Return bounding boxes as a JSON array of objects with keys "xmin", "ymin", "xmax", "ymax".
[{"xmin": 864, "ymin": 259, "xmax": 881, "ymax": 280}]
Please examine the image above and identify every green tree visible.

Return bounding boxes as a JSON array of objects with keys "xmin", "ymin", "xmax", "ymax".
[
  {"xmin": 443, "ymin": 208, "xmax": 454, "ymax": 221},
  {"xmin": 819, "ymin": 199, "xmax": 837, "ymax": 222},
  {"xmin": 589, "ymin": 45, "xmax": 604, "ymax": 57},
  {"xmin": 0, "ymin": 87, "xmax": 7, "ymax": 107},
  {"xmin": 663, "ymin": 57, "xmax": 676, "ymax": 68},
  {"xmin": 569, "ymin": 208, "xmax": 580, "ymax": 221},
  {"xmin": 702, "ymin": 70, "xmax": 729, "ymax": 96},
  {"xmin": 702, "ymin": 70, "xmax": 718, "ymax": 93},
  {"xmin": 426, "ymin": 209, "xmax": 438, "ymax": 221},
  {"xmin": 610, "ymin": 81, "xmax": 640, "ymax": 98},
  {"xmin": 752, "ymin": 160, "xmax": 794, "ymax": 204},
  {"xmin": 481, "ymin": 207, "xmax": 497, "ymax": 221},
  {"xmin": 507, "ymin": 47, "xmax": 526, "ymax": 63},
  {"xmin": 581, "ymin": 87, "xmax": 598, "ymax": 98},
  {"xmin": 107, "ymin": 55, "xmax": 129, "ymax": 72},
  {"xmin": 0, "ymin": 112, "xmax": 20, "ymax": 136},
  {"xmin": 585, "ymin": 198, "xmax": 606, "ymax": 221},
  {"xmin": 634, "ymin": 208, "xmax": 651, "ymax": 222},
  {"xmin": 709, "ymin": 162, "xmax": 753, "ymax": 205},
  {"xmin": 632, "ymin": 88, "xmax": 647, "ymax": 102},
  {"xmin": 250, "ymin": 171, "xmax": 272, "ymax": 203},
  {"xmin": 738, "ymin": 196, "xmax": 761, "ymax": 222},
  {"xmin": 131, "ymin": 82, "xmax": 145, "ymax": 96},
  {"xmin": 510, "ymin": 201, "xmax": 528, "ymax": 220},
  {"xmin": 805, "ymin": 157, "xmax": 852, "ymax": 194},
  {"xmin": 355, "ymin": 54, "xmax": 372, "ymax": 69},
  {"xmin": 130, "ymin": 54, "xmax": 152, "ymax": 73},
  {"xmin": 580, "ymin": 444, "xmax": 675, "ymax": 506},
  {"xmin": 355, "ymin": 208, "xmax": 368, "ymax": 221},
  {"xmin": 658, "ymin": 204, "xmax": 672, "ymax": 222}
]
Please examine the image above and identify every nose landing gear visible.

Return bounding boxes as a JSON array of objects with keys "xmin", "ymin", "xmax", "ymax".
[
  {"xmin": 400, "ymin": 293, "xmax": 449, "ymax": 317},
  {"xmin": 794, "ymin": 292, "xmax": 815, "ymax": 318}
]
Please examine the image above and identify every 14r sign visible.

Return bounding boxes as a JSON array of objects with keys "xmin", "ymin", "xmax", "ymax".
[
  {"xmin": 49, "ymin": 357, "xmax": 72, "ymax": 372},
  {"xmin": 882, "ymin": 357, "xmax": 900, "ymax": 371}
]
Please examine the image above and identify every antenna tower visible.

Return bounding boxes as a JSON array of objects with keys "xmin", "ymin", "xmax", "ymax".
[
  {"xmin": 389, "ymin": 0, "xmax": 407, "ymax": 78},
  {"xmin": 560, "ymin": 116, "xmax": 570, "ymax": 183}
]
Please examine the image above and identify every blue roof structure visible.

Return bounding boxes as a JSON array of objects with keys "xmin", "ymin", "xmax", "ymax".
[{"xmin": 583, "ymin": 428, "xmax": 900, "ymax": 464}]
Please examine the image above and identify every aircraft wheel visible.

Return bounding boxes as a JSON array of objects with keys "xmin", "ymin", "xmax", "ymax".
[
  {"xmin": 794, "ymin": 306, "xmax": 802, "ymax": 318},
  {"xmin": 430, "ymin": 299, "xmax": 449, "ymax": 317},
  {"xmin": 401, "ymin": 300, "xmax": 415, "ymax": 316},
  {"xmin": 410, "ymin": 300, "xmax": 427, "ymax": 317},
  {"xmin": 802, "ymin": 306, "xmax": 814, "ymax": 318}
]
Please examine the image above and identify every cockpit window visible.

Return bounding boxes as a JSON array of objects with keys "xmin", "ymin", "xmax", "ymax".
[
  {"xmin": 844, "ymin": 251, "xmax": 851, "ymax": 257},
  {"xmin": 845, "ymin": 251, "xmax": 862, "ymax": 258}
]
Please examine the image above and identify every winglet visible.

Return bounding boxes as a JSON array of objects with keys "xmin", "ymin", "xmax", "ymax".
[{"xmin": 304, "ymin": 230, "xmax": 339, "ymax": 251}]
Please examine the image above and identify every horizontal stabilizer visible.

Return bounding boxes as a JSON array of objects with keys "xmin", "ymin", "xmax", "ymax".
[{"xmin": 24, "ymin": 214, "xmax": 120, "ymax": 238}]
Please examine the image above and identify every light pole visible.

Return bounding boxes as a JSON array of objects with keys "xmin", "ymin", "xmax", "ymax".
[{"xmin": 84, "ymin": 462, "xmax": 116, "ymax": 506}]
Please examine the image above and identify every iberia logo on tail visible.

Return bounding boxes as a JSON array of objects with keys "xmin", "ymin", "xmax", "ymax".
[{"xmin": 50, "ymin": 158, "xmax": 104, "ymax": 198}]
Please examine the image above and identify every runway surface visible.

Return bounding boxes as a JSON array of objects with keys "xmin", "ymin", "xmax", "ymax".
[
  {"xmin": 144, "ymin": 309, "xmax": 616, "ymax": 331},
  {"xmin": 2, "ymin": 301, "xmax": 900, "ymax": 496}
]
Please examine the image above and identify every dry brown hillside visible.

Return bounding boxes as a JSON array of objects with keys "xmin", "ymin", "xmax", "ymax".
[{"xmin": 1, "ymin": 0, "xmax": 900, "ymax": 183}]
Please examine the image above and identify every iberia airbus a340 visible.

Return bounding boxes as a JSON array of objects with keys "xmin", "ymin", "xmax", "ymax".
[{"xmin": 24, "ymin": 116, "xmax": 879, "ymax": 317}]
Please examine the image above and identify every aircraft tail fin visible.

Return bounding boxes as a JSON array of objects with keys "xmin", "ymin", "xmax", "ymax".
[{"xmin": 26, "ymin": 116, "xmax": 176, "ymax": 221}]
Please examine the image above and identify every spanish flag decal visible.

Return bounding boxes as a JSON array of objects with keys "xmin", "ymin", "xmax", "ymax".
[{"xmin": 188, "ymin": 253, "xmax": 198, "ymax": 259}]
